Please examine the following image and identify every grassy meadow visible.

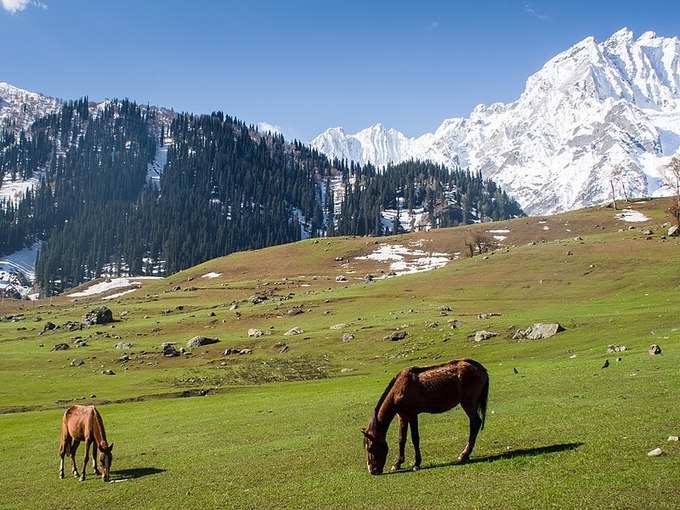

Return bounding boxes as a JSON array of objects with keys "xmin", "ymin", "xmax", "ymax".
[{"xmin": 1, "ymin": 199, "xmax": 679, "ymax": 509}]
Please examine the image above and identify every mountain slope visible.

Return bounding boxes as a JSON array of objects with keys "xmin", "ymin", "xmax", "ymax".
[
  {"xmin": 0, "ymin": 82, "xmax": 61, "ymax": 132},
  {"xmin": 312, "ymin": 28, "xmax": 680, "ymax": 215}
]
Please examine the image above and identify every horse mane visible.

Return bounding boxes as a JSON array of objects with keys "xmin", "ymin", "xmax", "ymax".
[
  {"xmin": 373, "ymin": 374, "xmax": 398, "ymax": 416},
  {"xmin": 92, "ymin": 407, "xmax": 108, "ymax": 448}
]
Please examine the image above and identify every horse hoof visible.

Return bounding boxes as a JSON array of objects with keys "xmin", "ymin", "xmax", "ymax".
[
  {"xmin": 390, "ymin": 465, "xmax": 399, "ymax": 473},
  {"xmin": 79, "ymin": 476, "xmax": 86, "ymax": 482},
  {"xmin": 59, "ymin": 473, "xmax": 64, "ymax": 480},
  {"xmin": 457, "ymin": 456, "xmax": 469, "ymax": 464},
  {"xmin": 412, "ymin": 465, "xmax": 420, "ymax": 472}
]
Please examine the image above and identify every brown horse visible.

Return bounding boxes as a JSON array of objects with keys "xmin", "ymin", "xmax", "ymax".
[
  {"xmin": 59, "ymin": 405, "xmax": 114, "ymax": 482},
  {"xmin": 362, "ymin": 359, "xmax": 489, "ymax": 475}
]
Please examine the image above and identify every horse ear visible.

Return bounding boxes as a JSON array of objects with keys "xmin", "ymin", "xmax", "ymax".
[
  {"xmin": 361, "ymin": 428, "xmax": 372, "ymax": 440},
  {"xmin": 108, "ymin": 443, "xmax": 114, "ymax": 451}
]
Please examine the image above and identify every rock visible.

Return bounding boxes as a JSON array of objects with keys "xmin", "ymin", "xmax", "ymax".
[
  {"xmin": 51, "ymin": 343, "xmax": 70, "ymax": 351},
  {"xmin": 648, "ymin": 344, "xmax": 662, "ymax": 355},
  {"xmin": 363, "ymin": 274, "xmax": 375, "ymax": 283},
  {"xmin": 601, "ymin": 359, "xmax": 609, "ymax": 369},
  {"xmin": 335, "ymin": 256, "xmax": 344, "ymax": 261},
  {"xmin": 41, "ymin": 321, "xmax": 57, "ymax": 334},
  {"xmin": 101, "ymin": 369, "xmax": 115, "ymax": 376},
  {"xmin": 248, "ymin": 294, "xmax": 267, "ymax": 305},
  {"xmin": 161, "ymin": 343, "xmax": 180, "ymax": 357},
  {"xmin": 384, "ymin": 330, "xmax": 407, "ymax": 341},
  {"xmin": 514, "ymin": 323, "xmax": 564, "ymax": 340},
  {"xmin": 186, "ymin": 336, "xmax": 219, "ymax": 348},
  {"xmin": 439, "ymin": 306, "xmax": 452, "ymax": 312},
  {"xmin": 342, "ymin": 333, "xmax": 354, "ymax": 342},
  {"xmin": 340, "ymin": 368, "xmax": 353, "ymax": 373},
  {"xmin": 330, "ymin": 323, "xmax": 346, "ymax": 330},
  {"xmin": 668, "ymin": 225, "xmax": 679, "ymax": 237},
  {"xmin": 248, "ymin": 328, "xmax": 264, "ymax": 338},
  {"xmin": 284, "ymin": 327, "xmax": 304, "ymax": 336},
  {"xmin": 287, "ymin": 307, "xmax": 304, "ymax": 316},
  {"xmin": 229, "ymin": 303, "xmax": 239, "ymax": 311},
  {"xmin": 224, "ymin": 347, "xmax": 252, "ymax": 355},
  {"xmin": 74, "ymin": 339, "xmax": 88, "ymax": 348},
  {"xmin": 70, "ymin": 358, "xmax": 85, "ymax": 367},
  {"xmin": 474, "ymin": 330, "xmax": 497, "ymax": 342},
  {"xmin": 118, "ymin": 354, "xmax": 130, "ymax": 362},
  {"xmin": 477, "ymin": 313, "xmax": 500, "ymax": 319},
  {"xmin": 448, "ymin": 319, "xmax": 463, "ymax": 329},
  {"xmin": 63, "ymin": 321, "xmax": 81, "ymax": 331},
  {"xmin": 114, "ymin": 341, "xmax": 134, "ymax": 350},
  {"xmin": 606, "ymin": 344, "xmax": 627, "ymax": 353},
  {"xmin": 668, "ymin": 436, "xmax": 679, "ymax": 442},
  {"xmin": 82, "ymin": 307, "xmax": 114, "ymax": 326},
  {"xmin": 335, "ymin": 275, "xmax": 347, "ymax": 282},
  {"xmin": 647, "ymin": 447, "xmax": 663, "ymax": 457},
  {"xmin": 642, "ymin": 229, "xmax": 653, "ymax": 236}
]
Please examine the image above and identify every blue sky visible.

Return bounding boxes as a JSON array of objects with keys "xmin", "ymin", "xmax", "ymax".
[{"xmin": 1, "ymin": 0, "xmax": 679, "ymax": 141}]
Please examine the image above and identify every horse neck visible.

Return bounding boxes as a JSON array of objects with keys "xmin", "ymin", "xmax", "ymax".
[
  {"xmin": 92, "ymin": 412, "xmax": 108, "ymax": 448},
  {"xmin": 373, "ymin": 395, "xmax": 397, "ymax": 438}
]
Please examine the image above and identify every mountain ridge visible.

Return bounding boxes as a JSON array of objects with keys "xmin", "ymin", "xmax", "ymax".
[{"xmin": 311, "ymin": 27, "xmax": 680, "ymax": 215}]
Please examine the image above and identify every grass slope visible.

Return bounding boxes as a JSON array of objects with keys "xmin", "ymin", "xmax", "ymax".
[{"xmin": 0, "ymin": 199, "xmax": 679, "ymax": 509}]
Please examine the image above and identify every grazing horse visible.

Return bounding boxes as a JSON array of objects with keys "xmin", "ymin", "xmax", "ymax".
[
  {"xmin": 362, "ymin": 359, "xmax": 489, "ymax": 475},
  {"xmin": 59, "ymin": 405, "xmax": 114, "ymax": 482}
]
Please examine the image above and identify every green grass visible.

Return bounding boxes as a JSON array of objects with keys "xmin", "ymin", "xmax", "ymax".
[{"xmin": 1, "ymin": 199, "xmax": 679, "ymax": 509}]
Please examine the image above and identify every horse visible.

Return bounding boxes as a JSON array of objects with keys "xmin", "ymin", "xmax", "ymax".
[
  {"xmin": 59, "ymin": 405, "xmax": 114, "ymax": 482},
  {"xmin": 362, "ymin": 359, "xmax": 489, "ymax": 475}
]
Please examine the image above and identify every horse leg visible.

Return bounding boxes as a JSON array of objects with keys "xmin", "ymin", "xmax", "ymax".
[
  {"xmin": 390, "ymin": 414, "xmax": 408, "ymax": 472},
  {"xmin": 91, "ymin": 443, "xmax": 101, "ymax": 475},
  {"xmin": 458, "ymin": 402, "xmax": 482, "ymax": 463},
  {"xmin": 409, "ymin": 416, "xmax": 422, "ymax": 471},
  {"xmin": 70, "ymin": 440, "xmax": 80, "ymax": 478},
  {"xmin": 58, "ymin": 435, "xmax": 70, "ymax": 479},
  {"xmin": 80, "ymin": 441, "xmax": 91, "ymax": 481}
]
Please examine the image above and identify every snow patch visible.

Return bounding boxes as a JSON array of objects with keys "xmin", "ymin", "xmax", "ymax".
[
  {"xmin": 616, "ymin": 209, "xmax": 650, "ymax": 223},
  {"xmin": 355, "ymin": 244, "xmax": 450, "ymax": 277},
  {"xmin": 202, "ymin": 272, "xmax": 222, "ymax": 279},
  {"xmin": 69, "ymin": 277, "xmax": 159, "ymax": 298}
]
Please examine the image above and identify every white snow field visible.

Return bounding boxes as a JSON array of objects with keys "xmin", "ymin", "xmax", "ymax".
[{"xmin": 355, "ymin": 244, "xmax": 450, "ymax": 277}]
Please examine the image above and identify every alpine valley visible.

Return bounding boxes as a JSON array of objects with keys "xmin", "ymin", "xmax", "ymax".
[{"xmin": 312, "ymin": 28, "xmax": 680, "ymax": 215}]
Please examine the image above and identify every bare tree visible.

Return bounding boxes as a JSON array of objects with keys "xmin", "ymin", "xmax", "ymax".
[
  {"xmin": 464, "ymin": 232, "xmax": 497, "ymax": 257},
  {"xmin": 661, "ymin": 156, "xmax": 680, "ymax": 224},
  {"xmin": 609, "ymin": 164, "xmax": 624, "ymax": 210}
]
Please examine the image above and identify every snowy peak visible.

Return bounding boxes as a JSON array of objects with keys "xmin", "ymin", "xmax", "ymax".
[
  {"xmin": 0, "ymin": 82, "xmax": 61, "ymax": 132},
  {"xmin": 311, "ymin": 28, "xmax": 680, "ymax": 215}
]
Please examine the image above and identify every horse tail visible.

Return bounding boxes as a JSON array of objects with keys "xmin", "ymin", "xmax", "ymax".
[{"xmin": 478, "ymin": 375, "xmax": 489, "ymax": 431}]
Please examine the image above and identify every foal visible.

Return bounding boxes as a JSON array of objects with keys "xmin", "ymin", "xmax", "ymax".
[
  {"xmin": 59, "ymin": 405, "xmax": 114, "ymax": 482},
  {"xmin": 362, "ymin": 359, "xmax": 489, "ymax": 475}
]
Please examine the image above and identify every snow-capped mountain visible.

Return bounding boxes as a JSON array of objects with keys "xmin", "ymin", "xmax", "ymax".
[
  {"xmin": 312, "ymin": 28, "xmax": 680, "ymax": 215},
  {"xmin": 0, "ymin": 82, "xmax": 61, "ymax": 132}
]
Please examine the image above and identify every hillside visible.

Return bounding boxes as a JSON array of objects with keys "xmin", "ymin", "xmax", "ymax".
[
  {"xmin": 0, "ymin": 95, "xmax": 522, "ymax": 296},
  {"xmin": 312, "ymin": 28, "xmax": 680, "ymax": 215},
  {"xmin": 0, "ymin": 198, "xmax": 678, "ymax": 509}
]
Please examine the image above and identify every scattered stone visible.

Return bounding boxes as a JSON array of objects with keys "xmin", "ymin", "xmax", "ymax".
[
  {"xmin": 114, "ymin": 341, "xmax": 134, "ymax": 350},
  {"xmin": 384, "ymin": 330, "xmax": 408, "ymax": 341},
  {"xmin": 101, "ymin": 369, "xmax": 115, "ymax": 376},
  {"xmin": 439, "ymin": 305, "xmax": 452, "ymax": 312},
  {"xmin": 279, "ymin": 344, "xmax": 289, "ymax": 353},
  {"xmin": 74, "ymin": 339, "xmax": 88, "ymax": 348},
  {"xmin": 647, "ymin": 448, "xmax": 663, "ymax": 457},
  {"xmin": 648, "ymin": 344, "xmax": 662, "ymax": 355},
  {"xmin": 63, "ymin": 321, "xmax": 81, "ymax": 332},
  {"xmin": 161, "ymin": 343, "xmax": 180, "ymax": 357},
  {"xmin": 40, "ymin": 321, "xmax": 57, "ymax": 334},
  {"xmin": 70, "ymin": 358, "xmax": 85, "ymax": 367},
  {"xmin": 668, "ymin": 225, "xmax": 679, "ymax": 237},
  {"xmin": 477, "ymin": 313, "xmax": 501, "ymax": 319},
  {"xmin": 187, "ymin": 336, "xmax": 219, "ymax": 348},
  {"xmin": 566, "ymin": 250, "xmax": 574, "ymax": 256},
  {"xmin": 335, "ymin": 256, "xmax": 344, "ymax": 261},
  {"xmin": 248, "ymin": 294, "xmax": 268, "ymax": 305},
  {"xmin": 448, "ymin": 319, "xmax": 463, "ymax": 329},
  {"xmin": 51, "ymin": 343, "xmax": 70, "ymax": 351},
  {"xmin": 330, "ymin": 323, "xmax": 346, "ymax": 330},
  {"xmin": 229, "ymin": 303, "xmax": 239, "ymax": 311},
  {"xmin": 513, "ymin": 323, "xmax": 564, "ymax": 340},
  {"xmin": 118, "ymin": 354, "xmax": 130, "ymax": 362},
  {"xmin": 284, "ymin": 327, "xmax": 304, "ymax": 336},
  {"xmin": 607, "ymin": 344, "xmax": 627, "ymax": 353},
  {"xmin": 335, "ymin": 275, "xmax": 347, "ymax": 282},
  {"xmin": 474, "ymin": 330, "xmax": 497, "ymax": 342},
  {"xmin": 363, "ymin": 274, "xmax": 375, "ymax": 283},
  {"xmin": 340, "ymin": 368, "xmax": 353, "ymax": 373},
  {"xmin": 82, "ymin": 307, "xmax": 114, "ymax": 326},
  {"xmin": 209, "ymin": 311, "xmax": 216, "ymax": 317},
  {"xmin": 342, "ymin": 333, "xmax": 354, "ymax": 342},
  {"xmin": 668, "ymin": 436, "xmax": 679, "ymax": 442},
  {"xmin": 602, "ymin": 359, "xmax": 609, "ymax": 369},
  {"xmin": 287, "ymin": 307, "xmax": 304, "ymax": 316},
  {"xmin": 642, "ymin": 229, "xmax": 653, "ymax": 236},
  {"xmin": 248, "ymin": 328, "xmax": 264, "ymax": 338}
]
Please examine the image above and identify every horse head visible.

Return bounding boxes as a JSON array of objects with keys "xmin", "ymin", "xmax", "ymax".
[
  {"xmin": 98, "ymin": 443, "xmax": 114, "ymax": 482},
  {"xmin": 362, "ymin": 420, "xmax": 388, "ymax": 475}
]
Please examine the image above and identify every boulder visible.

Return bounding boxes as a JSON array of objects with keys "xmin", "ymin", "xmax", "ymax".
[
  {"xmin": 448, "ymin": 319, "xmax": 463, "ymax": 329},
  {"xmin": 41, "ymin": 321, "xmax": 57, "ymax": 334},
  {"xmin": 70, "ymin": 358, "xmax": 85, "ymax": 367},
  {"xmin": 342, "ymin": 333, "xmax": 355, "ymax": 342},
  {"xmin": 330, "ymin": 323, "xmax": 347, "ymax": 330},
  {"xmin": 114, "ymin": 341, "xmax": 134, "ymax": 350},
  {"xmin": 186, "ymin": 336, "xmax": 219, "ymax": 348},
  {"xmin": 82, "ymin": 307, "xmax": 114, "ymax": 326},
  {"xmin": 335, "ymin": 275, "xmax": 347, "ymax": 282},
  {"xmin": 606, "ymin": 344, "xmax": 627, "ymax": 353},
  {"xmin": 51, "ymin": 343, "xmax": 70, "ymax": 351},
  {"xmin": 248, "ymin": 294, "xmax": 267, "ymax": 305},
  {"xmin": 74, "ymin": 339, "xmax": 88, "ymax": 348},
  {"xmin": 668, "ymin": 225, "xmax": 679, "ymax": 237},
  {"xmin": 648, "ymin": 344, "xmax": 662, "ymax": 355},
  {"xmin": 477, "ymin": 313, "xmax": 500, "ymax": 319},
  {"xmin": 384, "ymin": 330, "xmax": 407, "ymax": 341},
  {"xmin": 161, "ymin": 342, "xmax": 179, "ymax": 357},
  {"xmin": 287, "ymin": 307, "xmax": 304, "ymax": 316},
  {"xmin": 101, "ymin": 369, "xmax": 115, "ymax": 376},
  {"xmin": 284, "ymin": 327, "xmax": 304, "ymax": 336},
  {"xmin": 474, "ymin": 330, "xmax": 497, "ymax": 342},
  {"xmin": 514, "ymin": 323, "xmax": 564, "ymax": 340},
  {"xmin": 247, "ymin": 328, "xmax": 264, "ymax": 338}
]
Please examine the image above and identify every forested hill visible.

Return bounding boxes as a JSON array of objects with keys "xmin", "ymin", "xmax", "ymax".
[{"xmin": 0, "ymin": 98, "xmax": 523, "ymax": 296}]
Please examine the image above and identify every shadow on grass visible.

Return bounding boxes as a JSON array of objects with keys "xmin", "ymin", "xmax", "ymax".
[
  {"xmin": 111, "ymin": 467, "xmax": 166, "ymax": 480},
  {"xmin": 388, "ymin": 442, "xmax": 584, "ymax": 474}
]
